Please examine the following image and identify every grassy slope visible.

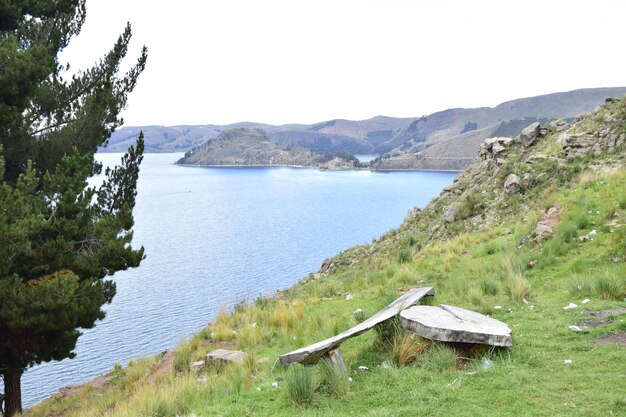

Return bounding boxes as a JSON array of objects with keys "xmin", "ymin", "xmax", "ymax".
[{"xmin": 26, "ymin": 101, "xmax": 626, "ymax": 417}]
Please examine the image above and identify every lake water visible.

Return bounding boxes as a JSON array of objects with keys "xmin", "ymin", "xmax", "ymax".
[{"xmin": 17, "ymin": 153, "xmax": 456, "ymax": 407}]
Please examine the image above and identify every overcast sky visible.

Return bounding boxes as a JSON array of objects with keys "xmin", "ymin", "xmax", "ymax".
[{"xmin": 60, "ymin": 0, "xmax": 626, "ymax": 127}]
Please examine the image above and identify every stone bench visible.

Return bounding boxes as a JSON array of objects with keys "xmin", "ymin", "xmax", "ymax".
[{"xmin": 279, "ymin": 286, "xmax": 435, "ymax": 371}]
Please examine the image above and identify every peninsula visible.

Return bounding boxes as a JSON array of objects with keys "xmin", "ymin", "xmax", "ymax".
[{"xmin": 176, "ymin": 128, "xmax": 359, "ymax": 170}]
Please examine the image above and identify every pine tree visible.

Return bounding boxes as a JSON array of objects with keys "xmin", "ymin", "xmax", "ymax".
[{"xmin": 0, "ymin": 1, "xmax": 147, "ymax": 415}]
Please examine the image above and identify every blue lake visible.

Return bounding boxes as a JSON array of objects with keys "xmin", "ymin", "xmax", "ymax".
[{"xmin": 19, "ymin": 153, "xmax": 456, "ymax": 407}]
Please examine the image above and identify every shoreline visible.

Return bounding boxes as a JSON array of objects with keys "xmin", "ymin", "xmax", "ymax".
[{"xmin": 175, "ymin": 163, "xmax": 461, "ymax": 174}]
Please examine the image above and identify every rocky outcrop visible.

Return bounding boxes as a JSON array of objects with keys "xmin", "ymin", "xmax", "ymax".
[
  {"xmin": 404, "ymin": 207, "xmax": 421, "ymax": 222},
  {"xmin": 479, "ymin": 137, "xmax": 515, "ymax": 166}
]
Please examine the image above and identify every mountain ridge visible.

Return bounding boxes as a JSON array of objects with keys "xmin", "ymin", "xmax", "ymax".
[{"xmin": 104, "ymin": 87, "xmax": 626, "ymax": 169}]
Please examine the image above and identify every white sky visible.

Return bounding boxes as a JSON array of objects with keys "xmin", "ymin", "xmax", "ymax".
[{"xmin": 60, "ymin": 0, "xmax": 626, "ymax": 127}]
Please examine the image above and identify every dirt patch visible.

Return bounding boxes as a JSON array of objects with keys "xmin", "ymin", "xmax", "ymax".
[
  {"xmin": 576, "ymin": 318, "xmax": 613, "ymax": 328},
  {"xmin": 147, "ymin": 350, "xmax": 174, "ymax": 385},
  {"xmin": 594, "ymin": 333, "xmax": 626, "ymax": 347},
  {"xmin": 588, "ymin": 307, "xmax": 626, "ymax": 318}
]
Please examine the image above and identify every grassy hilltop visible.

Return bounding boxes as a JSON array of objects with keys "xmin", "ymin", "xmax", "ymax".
[{"xmin": 28, "ymin": 98, "xmax": 626, "ymax": 416}]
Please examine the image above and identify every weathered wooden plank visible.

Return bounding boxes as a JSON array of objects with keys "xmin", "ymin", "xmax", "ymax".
[
  {"xmin": 400, "ymin": 304, "xmax": 512, "ymax": 347},
  {"xmin": 279, "ymin": 286, "xmax": 434, "ymax": 365}
]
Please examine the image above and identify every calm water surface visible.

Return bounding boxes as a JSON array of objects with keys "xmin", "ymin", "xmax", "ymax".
[{"xmin": 19, "ymin": 153, "xmax": 456, "ymax": 407}]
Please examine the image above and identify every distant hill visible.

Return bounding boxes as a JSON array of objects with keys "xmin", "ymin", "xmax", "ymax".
[
  {"xmin": 176, "ymin": 128, "xmax": 358, "ymax": 170},
  {"xmin": 105, "ymin": 87, "xmax": 626, "ymax": 170}
]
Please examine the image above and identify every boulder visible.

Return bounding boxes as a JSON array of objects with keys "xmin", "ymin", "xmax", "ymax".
[
  {"xmin": 442, "ymin": 204, "xmax": 460, "ymax": 223},
  {"xmin": 503, "ymin": 174, "xmax": 521, "ymax": 195},
  {"xmin": 206, "ymin": 349, "xmax": 247, "ymax": 365},
  {"xmin": 189, "ymin": 360, "xmax": 205, "ymax": 373},
  {"xmin": 519, "ymin": 122, "xmax": 541, "ymax": 148}
]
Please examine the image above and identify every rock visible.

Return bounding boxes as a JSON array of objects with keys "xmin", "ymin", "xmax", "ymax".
[
  {"xmin": 404, "ymin": 207, "xmax": 421, "ymax": 222},
  {"xmin": 532, "ymin": 206, "xmax": 561, "ymax": 242},
  {"xmin": 525, "ymin": 154, "xmax": 547, "ymax": 164},
  {"xmin": 206, "ymin": 349, "xmax": 247, "ymax": 365},
  {"xmin": 519, "ymin": 122, "xmax": 541, "ymax": 148},
  {"xmin": 503, "ymin": 174, "xmax": 521, "ymax": 195},
  {"xmin": 492, "ymin": 143, "xmax": 506, "ymax": 156},
  {"xmin": 189, "ymin": 360, "xmax": 205, "ymax": 373},
  {"xmin": 400, "ymin": 304, "xmax": 513, "ymax": 347},
  {"xmin": 548, "ymin": 119, "xmax": 568, "ymax": 132},
  {"xmin": 442, "ymin": 204, "xmax": 460, "ymax": 223}
]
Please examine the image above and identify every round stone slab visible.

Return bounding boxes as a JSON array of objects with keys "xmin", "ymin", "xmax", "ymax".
[{"xmin": 400, "ymin": 304, "xmax": 512, "ymax": 347}]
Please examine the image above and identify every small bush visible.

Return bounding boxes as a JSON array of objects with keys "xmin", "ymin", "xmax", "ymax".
[
  {"xmin": 504, "ymin": 275, "xmax": 532, "ymax": 303},
  {"xmin": 353, "ymin": 309, "xmax": 368, "ymax": 324},
  {"xmin": 483, "ymin": 242, "xmax": 498, "ymax": 255},
  {"xmin": 568, "ymin": 277, "xmax": 594, "ymax": 296},
  {"xmin": 480, "ymin": 279, "xmax": 499, "ymax": 296},
  {"xmin": 397, "ymin": 249, "xmax": 412, "ymax": 264},
  {"xmin": 595, "ymin": 273, "xmax": 624, "ymax": 300},
  {"xmin": 390, "ymin": 332, "xmax": 428, "ymax": 366},
  {"xmin": 317, "ymin": 358, "xmax": 350, "ymax": 398},
  {"xmin": 374, "ymin": 316, "xmax": 400, "ymax": 346},
  {"xmin": 284, "ymin": 365, "xmax": 315, "ymax": 407}
]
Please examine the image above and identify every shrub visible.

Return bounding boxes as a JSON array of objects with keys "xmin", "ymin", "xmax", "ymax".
[
  {"xmin": 390, "ymin": 332, "xmax": 428, "ymax": 366},
  {"xmin": 480, "ymin": 279, "xmax": 499, "ymax": 296},
  {"xmin": 353, "ymin": 309, "xmax": 368, "ymax": 324},
  {"xmin": 284, "ymin": 365, "xmax": 315, "ymax": 407},
  {"xmin": 504, "ymin": 275, "xmax": 532, "ymax": 303},
  {"xmin": 595, "ymin": 273, "xmax": 624, "ymax": 300},
  {"xmin": 397, "ymin": 249, "xmax": 412, "ymax": 264},
  {"xmin": 374, "ymin": 316, "xmax": 400, "ymax": 346},
  {"xmin": 569, "ymin": 277, "xmax": 594, "ymax": 296}
]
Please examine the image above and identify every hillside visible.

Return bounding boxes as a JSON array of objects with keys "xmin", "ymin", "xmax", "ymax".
[
  {"xmin": 105, "ymin": 87, "xmax": 626, "ymax": 170},
  {"xmin": 176, "ymin": 128, "xmax": 358, "ymax": 170},
  {"xmin": 29, "ymin": 98, "xmax": 626, "ymax": 416}
]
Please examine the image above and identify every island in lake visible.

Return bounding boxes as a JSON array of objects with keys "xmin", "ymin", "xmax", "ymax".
[{"xmin": 176, "ymin": 127, "xmax": 360, "ymax": 170}]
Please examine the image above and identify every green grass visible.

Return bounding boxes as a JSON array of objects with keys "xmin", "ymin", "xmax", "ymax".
[{"xmin": 24, "ymin": 104, "xmax": 626, "ymax": 417}]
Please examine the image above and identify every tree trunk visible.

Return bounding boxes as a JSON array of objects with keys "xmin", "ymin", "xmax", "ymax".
[{"xmin": 3, "ymin": 368, "xmax": 23, "ymax": 417}]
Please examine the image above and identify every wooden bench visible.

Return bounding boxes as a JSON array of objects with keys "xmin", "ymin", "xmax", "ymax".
[{"xmin": 279, "ymin": 286, "xmax": 434, "ymax": 371}]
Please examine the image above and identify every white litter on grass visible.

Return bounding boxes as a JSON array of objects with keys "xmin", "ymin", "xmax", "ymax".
[
  {"xmin": 564, "ymin": 360, "xmax": 572, "ymax": 364},
  {"xmin": 348, "ymin": 377, "xmax": 353, "ymax": 382},
  {"xmin": 563, "ymin": 303, "xmax": 578, "ymax": 310},
  {"xmin": 379, "ymin": 361, "xmax": 391, "ymax": 369},
  {"xmin": 582, "ymin": 298, "xmax": 590, "ymax": 304},
  {"xmin": 272, "ymin": 382, "xmax": 278, "ymax": 388},
  {"xmin": 358, "ymin": 366, "xmax": 369, "ymax": 371},
  {"xmin": 568, "ymin": 325, "xmax": 582, "ymax": 332},
  {"xmin": 494, "ymin": 306, "xmax": 503, "ymax": 310},
  {"xmin": 345, "ymin": 293, "xmax": 353, "ymax": 300},
  {"xmin": 589, "ymin": 230, "xmax": 598, "ymax": 236},
  {"xmin": 523, "ymin": 299, "xmax": 529, "ymax": 304},
  {"xmin": 256, "ymin": 387, "xmax": 262, "ymax": 391}
]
